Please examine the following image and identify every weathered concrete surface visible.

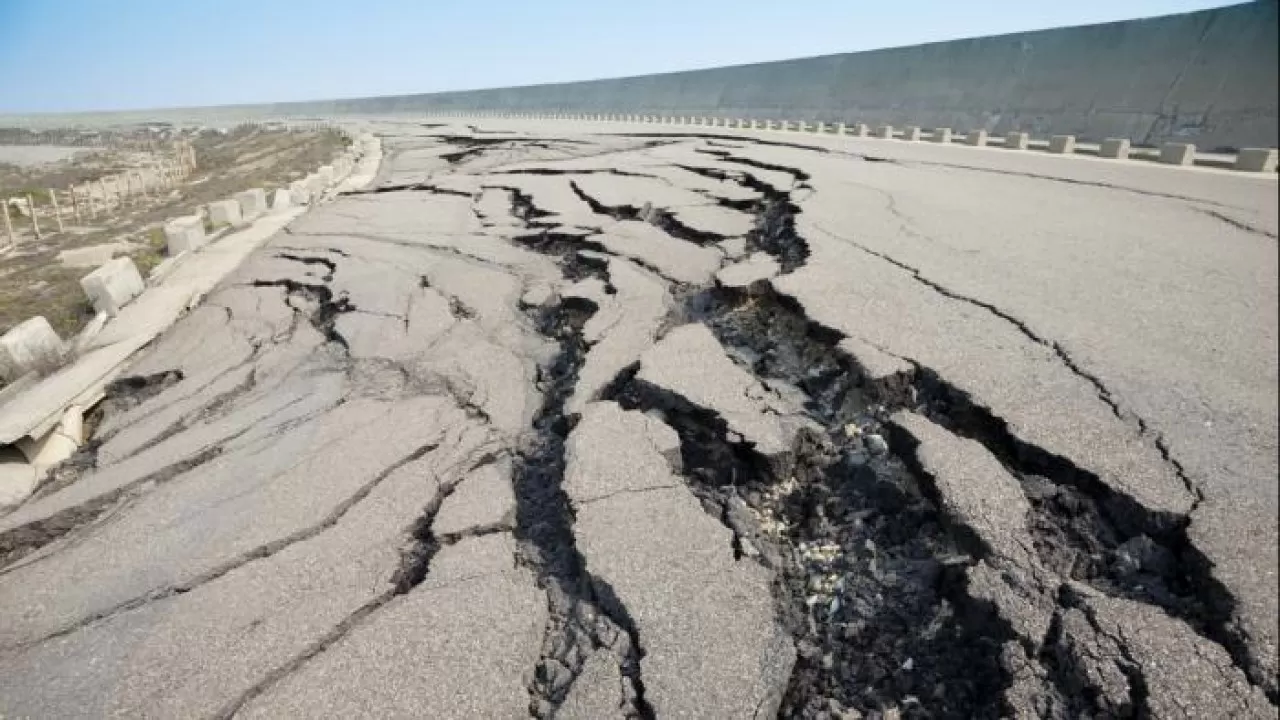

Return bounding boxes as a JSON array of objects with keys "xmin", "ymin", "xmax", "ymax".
[
  {"xmin": 257, "ymin": 4, "xmax": 1280, "ymax": 149},
  {"xmin": 0, "ymin": 120, "xmax": 1274, "ymax": 719}
]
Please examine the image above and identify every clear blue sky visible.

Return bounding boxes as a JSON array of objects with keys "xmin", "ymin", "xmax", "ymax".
[{"xmin": 0, "ymin": 0, "xmax": 1235, "ymax": 113}]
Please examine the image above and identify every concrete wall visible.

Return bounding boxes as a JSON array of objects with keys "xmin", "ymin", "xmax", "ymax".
[
  {"xmin": 257, "ymin": 1, "xmax": 1275, "ymax": 150},
  {"xmin": 5, "ymin": 2, "xmax": 1276, "ymax": 150}
]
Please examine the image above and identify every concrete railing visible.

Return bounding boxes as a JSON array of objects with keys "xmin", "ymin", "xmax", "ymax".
[{"xmin": 414, "ymin": 110, "xmax": 1278, "ymax": 174}]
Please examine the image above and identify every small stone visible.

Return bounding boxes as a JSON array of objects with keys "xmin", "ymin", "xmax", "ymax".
[
  {"xmin": 843, "ymin": 423, "xmax": 861, "ymax": 438},
  {"xmin": 901, "ymin": 657, "xmax": 914, "ymax": 671},
  {"xmin": 865, "ymin": 434, "xmax": 889, "ymax": 456}
]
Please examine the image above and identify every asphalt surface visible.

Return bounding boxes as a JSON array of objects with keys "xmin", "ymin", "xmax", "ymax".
[{"xmin": 0, "ymin": 119, "xmax": 1275, "ymax": 719}]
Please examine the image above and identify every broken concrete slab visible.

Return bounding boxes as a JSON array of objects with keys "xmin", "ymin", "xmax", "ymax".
[
  {"xmin": 0, "ymin": 316, "xmax": 65, "ymax": 383},
  {"xmin": 431, "ymin": 457, "xmax": 515, "ymax": 536},
  {"xmin": 715, "ymin": 252, "xmax": 780, "ymax": 290},
  {"xmin": 637, "ymin": 323, "xmax": 812, "ymax": 467},
  {"xmin": 79, "ymin": 257, "xmax": 145, "ymax": 317},
  {"xmin": 565, "ymin": 403, "xmax": 794, "ymax": 718}
]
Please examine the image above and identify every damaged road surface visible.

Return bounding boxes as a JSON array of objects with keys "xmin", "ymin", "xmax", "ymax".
[{"xmin": 0, "ymin": 119, "xmax": 1276, "ymax": 719}]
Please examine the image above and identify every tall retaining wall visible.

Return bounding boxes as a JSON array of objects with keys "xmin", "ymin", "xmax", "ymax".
[
  {"xmin": 267, "ymin": 1, "xmax": 1277, "ymax": 150},
  {"xmin": 6, "ymin": 2, "xmax": 1276, "ymax": 150}
]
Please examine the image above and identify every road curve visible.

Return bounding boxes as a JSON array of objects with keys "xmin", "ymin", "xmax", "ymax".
[{"xmin": 0, "ymin": 119, "xmax": 1275, "ymax": 719}]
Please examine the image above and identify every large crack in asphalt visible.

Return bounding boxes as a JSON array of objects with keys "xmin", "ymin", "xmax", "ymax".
[{"xmin": 501, "ymin": 189, "xmax": 656, "ymax": 718}]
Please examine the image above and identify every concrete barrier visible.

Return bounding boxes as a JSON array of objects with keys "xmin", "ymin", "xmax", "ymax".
[
  {"xmin": 259, "ymin": 4, "xmax": 1276, "ymax": 150},
  {"xmin": 1049, "ymin": 135, "xmax": 1077, "ymax": 154},
  {"xmin": 932, "ymin": 128, "xmax": 953, "ymax": 143},
  {"xmin": 271, "ymin": 188, "xmax": 292, "ymax": 211},
  {"xmin": 1235, "ymin": 148, "xmax": 1278, "ymax": 172},
  {"xmin": 163, "ymin": 216, "xmax": 205, "ymax": 255},
  {"xmin": 1100, "ymin": 138, "xmax": 1131, "ymax": 159},
  {"xmin": 1160, "ymin": 142, "xmax": 1195, "ymax": 165},
  {"xmin": 234, "ymin": 188, "xmax": 268, "ymax": 220},
  {"xmin": 0, "ymin": 317, "xmax": 64, "ymax": 383},
  {"xmin": 967, "ymin": 129, "xmax": 988, "ymax": 146},
  {"xmin": 80, "ymin": 257, "xmax": 145, "ymax": 317},
  {"xmin": 851, "ymin": 123, "xmax": 869, "ymax": 137},
  {"xmin": 1005, "ymin": 131, "xmax": 1030, "ymax": 150},
  {"xmin": 289, "ymin": 180, "xmax": 312, "ymax": 205},
  {"xmin": 877, "ymin": 125, "xmax": 894, "ymax": 139},
  {"xmin": 903, "ymin": 126, "xmax": 922, "ymax": 141},
  {"xmin": 207, "ymin": 199, "xmax": 243, "ymax": 228}
]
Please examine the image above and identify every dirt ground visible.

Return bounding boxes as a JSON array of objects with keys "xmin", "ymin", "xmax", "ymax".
[{"xmin": 0, "ymin": 126, "xmax": 347, "ymax": 348}]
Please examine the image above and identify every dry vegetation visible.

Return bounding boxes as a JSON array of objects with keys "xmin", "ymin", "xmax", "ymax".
[{"xmin": 1, "ymin": 125, "xmax": 347, "ymax": 340}]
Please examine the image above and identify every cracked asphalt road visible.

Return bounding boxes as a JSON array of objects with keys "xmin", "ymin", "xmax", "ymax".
[{"xmin": 0, "ymin": 119, "xmax": 1275, "ymax": 719}]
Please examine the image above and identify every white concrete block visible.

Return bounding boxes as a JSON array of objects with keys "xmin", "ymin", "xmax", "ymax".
[
  {"xmin": 0, "ymin": 317, "xmax": 65, "ymax": 382},
  {"xmin": 1235, "ymin": 148, "xmax": 1278, "ymax": 172},
  {"xmin": 271, "ymin": 188, "xmax": 292, "ymax": 211},
  {"xmin": 1048, "ymin": 135, "xmax": 1076, "ymax": 154},
  {"xmin": 1005, "ymin": 131, "xmax": 1029, "ymax": 150},
  {"xmin": 851, "ymin": 123, "xmax": 869, "ymax": 137},
  {"xmin": 816, "ymin": 122, "xmax": 826, "ymax": 133},
  {"xmin": 289, "ymin": 179, "xmax": 312, "ymax": 205},
  {"xmin": 1100, "ymin": 138, "xmax": 1131, "ymax": 159},
  {"xmin": 903, "ymin": 126, "xmax": 921, "ymax": 141},
  {"xmin": 933, "ymin": 128, "xmax": 953, "ymax": 143},
  {"xmin": 163, "ymin": 216, "xmax": 206, "ymax": 255},
  {"xmin": 206, "ymin": 199, "xmax": 243, "ymax": 228},
  {"xmin": 79, "ymin": 257, "xmax": 145, "ymax": 317},
  {"xmin": 967, "ymin": 129, "xmax": 989, "ymax": 146},
  {"xmin": 1159, "ymin": 142, "xmax": 1195, "ymax": 165},
  {"xmin": 234, "ymin": 188, "xmax": 269, "ymax": 220},
  {"xmin": 877, "ymin": 125, "xmax": 894, "ymax": 139}
]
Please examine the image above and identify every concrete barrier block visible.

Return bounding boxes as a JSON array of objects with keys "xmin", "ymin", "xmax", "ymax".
[
  {"xmin": 796, "ymin": 121, "xmax": 809, "ymax": 132},
  {"xmin": 932, "ymin": 128, "xmax": 953, "ymax": 143},
  {"xmin": 877, "ymin": 125, "xmax": 894, "ymax": 139},
  {"xmin": 163, "ymin": 216, "xmax": 205, "ymax": 255},
  {"xmin": 750, "ymin": 120, "xmax": 761, "ymax": 129},
  {"xmin": 271, "ymin": 188, "xmax": 292, "ymax": 211},
  {"xmin": 852, "ymin": 123, "xmax": 869, "ymax": 137},
  {"xmin": 234, "ymin": 187, "xmax": 268, "ymax": 220},
  {"xmin": 1048, "ymin": 135, "xmax": 1076, "ymax": 154},
  {"xmin": 289, "ymin": 180, "xmax": 312, "ymax": 205},
  {"xmin": 815, "ymin": 122, "xmax": 826, "ymax": 133},
  {"xmin": 0, "ymin": 317, "xmax": 65, "ymax": 382},
  {"xmin": 1005, "ymin": 131, "xmax": 1029, "ymax": 150},
  {"xmin": 206, "ymin": 199, "xmax": 243, "ymax": 228},
  {"xmin": 967, "ymin": 129, "xmax": 989, "ymax": 146},
  {"xmin": 903, "ymin": 126, "xmax": 921, "ymax": 141},
  {"xmin": 1100, "ymin": 138, "xmax": 1131, "ymax": 159},
  {"xmin": 1235, "ymin": 148, "xmax": 1278, "ymax": 172},
  {"xmin": 1160, "ymin": 142, "xmax": 1195, "ymax": 165},
  {"xmin": 80, "ymin": 257, "xmax": 145, "ymax": 317}
]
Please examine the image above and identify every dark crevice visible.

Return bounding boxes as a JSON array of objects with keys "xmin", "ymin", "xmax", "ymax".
[
  {"xmin": 490, "ymin": 167, "xmax": 655, "ymax": 178},
  {"xmin": 513, "ymin": 299, "xmax": 654, "ymax": 719},
  {"xmin": 344, "ymin": 182, "xmax": 474, "ymax": 198},
  {"xmin": 491, "ymin": 181, "xmax": 655, "ymax": 718},
  {"xmin": 250, "ymin": 279, "xmax": 355, "ymax": 350},
  {"xmin": 275, "ymin": 253, "xmax": 337, "ymax": 281},
  {"xmin": 597, "ymin": 345, "xmax": 1015, "ymax": 719}
]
